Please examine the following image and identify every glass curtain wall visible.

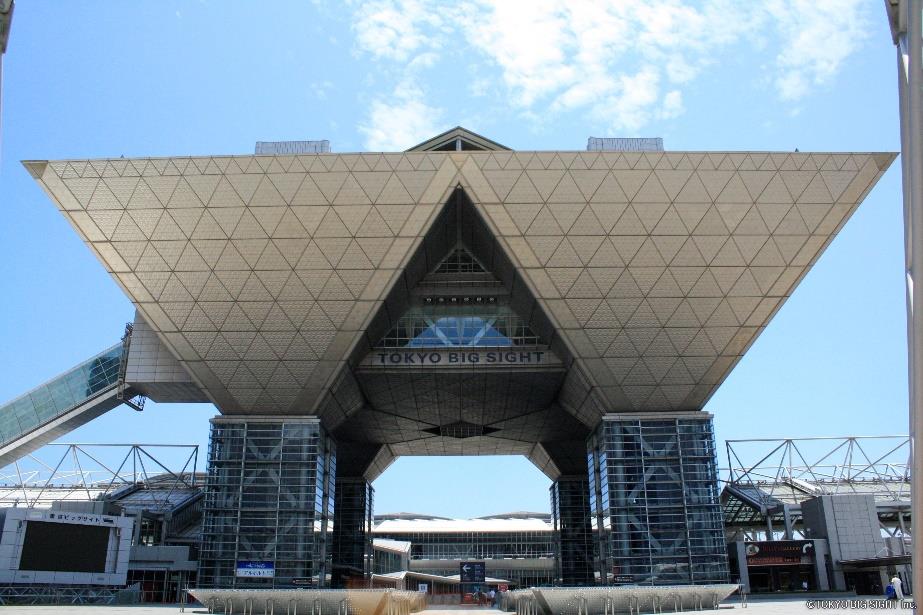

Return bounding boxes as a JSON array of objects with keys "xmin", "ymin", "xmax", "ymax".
[
  {"xmin": 588, "ymin": 414, "xmax": 728, "ymax": 585},
  {"xmin": 331, "ymin": 478, "xmax": 374, "ymax": 586},
  {"xmin": 198, "ymin": 418, "xmax": 335, "ymax": 588},
  {"xmin": 372, "ymin": 530, "xmax": 554, "ymax": 560},
  {"xmin": 551, "ymin": 477, "xmax": 595, "ymax": 585}
]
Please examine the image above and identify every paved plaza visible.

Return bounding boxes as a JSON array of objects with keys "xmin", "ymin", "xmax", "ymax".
[{"xmin": 0, "ymin": 597, "xmax": 916, "ymax": 614}]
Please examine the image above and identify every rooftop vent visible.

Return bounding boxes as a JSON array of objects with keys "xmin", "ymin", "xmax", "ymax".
[
  {"xmin": 587, "ymin": 137, "xmax": 663, "ymax": 152},
  {"xmin": 254, "ymin": 140, "xmax": 331, "ymax": 155}
]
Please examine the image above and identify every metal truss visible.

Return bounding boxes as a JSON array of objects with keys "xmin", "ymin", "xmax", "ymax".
[
  {"xmin": 722, "ymin": 435, "xmax": 911, "ymax": 541},
  {"xmin": 725, "ymin": 435, "xmax": 911, "ymax": 500},
  {"xmin": 0, "ymin": 443, "xmax": 199, "ymax": 509}
]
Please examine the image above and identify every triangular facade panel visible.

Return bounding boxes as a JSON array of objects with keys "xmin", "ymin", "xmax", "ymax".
[{"xmin": 28, "ymin": 144, "xmax": 895, "ymax": 436}]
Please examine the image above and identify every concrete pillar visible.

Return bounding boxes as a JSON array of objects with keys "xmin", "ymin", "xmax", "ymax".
[
  {"xmin": 813, "ymin": 539, "xmax": 831, "ymax": 591},
  {"xmin": 878, "ymin": 568, "xmax": 891, "ymax": 594},
  {"xmin": 734, "ymin": 542, "xmax": 750, "ymax": 593},
  {"xmin": 783, "ymin": 505, "xmax": 794, "ymax": 540},
  {"xmin": 901, "ymin": 564, "xmax": 913, "ymax": 595}
]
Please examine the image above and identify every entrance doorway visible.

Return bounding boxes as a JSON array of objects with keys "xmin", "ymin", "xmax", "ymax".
[{"xmin": 748, "ymin": 565, "xmax": 815, "ymax": 592}]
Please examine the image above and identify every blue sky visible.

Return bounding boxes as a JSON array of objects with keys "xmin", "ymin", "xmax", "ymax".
[{"xmin": 0, "ymin": 1, "xmax": 907, "ymax": 517}]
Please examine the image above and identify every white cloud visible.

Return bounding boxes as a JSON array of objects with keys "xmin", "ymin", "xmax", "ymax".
[
  {"xmin": 660, "ymin": 90, "xmax": 684, "ymax": 120},
  {"xmin": 348, "ymin": 0, "xmax": 871, "ymax": 133},
  {"xmin": 605, "ymin": 68, "xmax": 661, "ymax": 132},
  {"xmin": 764, "ymin": 0, "xmax": 869, "ymax": 101},
  {"xmin": 359, "ymin": 80, "xmax": 445, "ymax": 151},
  {"xmin": 458, "ymin": 0, "xmax": 576, "ymax": 107},
  {"xmin": 311, "ymin": 81, "xmax": 335, "ymax": 100},
  {"xmin": 352, "ymin": 0, "xmax": 446, "ymax": 62}
]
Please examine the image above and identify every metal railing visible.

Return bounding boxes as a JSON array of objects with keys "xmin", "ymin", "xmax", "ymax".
[{"xmin": 192, "ymin": 588, "xmax": 426, "ymax": 615}]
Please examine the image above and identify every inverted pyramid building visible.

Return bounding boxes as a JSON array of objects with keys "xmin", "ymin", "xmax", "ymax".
[{"xmin": 21, "ymin": 128, "xmax": 896, "ymax": 587}]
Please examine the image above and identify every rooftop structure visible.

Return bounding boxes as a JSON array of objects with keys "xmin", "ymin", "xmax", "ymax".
[
  {"xmin": 255, "ymin": 140, "xmax": 331, "ymax": 155},
  {"xmin": 721, "ymin": 436, "xmax": 911, "ymax": 539},
  {"xmin": 587, "ymin": 137, "xmax": 664, "ymax": 152}
]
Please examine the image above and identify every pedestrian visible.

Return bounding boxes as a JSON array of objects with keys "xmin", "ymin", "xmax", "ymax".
[
  {"xmin": 891, "ymin": 575, "xmax": 904, "ymax": 600},
  {"xmin": 488, "ymin": 588, "xmax": 496, "ymax": 607}
]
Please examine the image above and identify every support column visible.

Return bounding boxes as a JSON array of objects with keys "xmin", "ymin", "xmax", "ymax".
[
  {"xmin": 198, "ymin": 417, "xmax": 335, "ymax": 588},
  {"xmin": 733, "ymin": 541, "xmax": 750, "ymax": 593},
  {"xmin": 812, "ymin": 539, "xmax": 831, "ymax": 591},
  {"xmin": 889, "ymin": 0, "xmax": 923, "ymax": 600},
  {"xmin": 782, "ymin": 505, "xmax": 794, "ymax": 540},
  {"xmin": 551, "ymin": 476, "xmax": 595, "ymax": 586},
  {"xmin": 331, "ymin": 477, "xmax": 374, "ymax": 587},
  {"xmin": 588, "ymin": 412, "xmax": 729, "ymax": 585}
]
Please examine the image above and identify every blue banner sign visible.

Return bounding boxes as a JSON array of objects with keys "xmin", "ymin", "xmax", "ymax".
[{"xmin": 236, "ymin": 561, "xmax": 275, "ymax": 578}]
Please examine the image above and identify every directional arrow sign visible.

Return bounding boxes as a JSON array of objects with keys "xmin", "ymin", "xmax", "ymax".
[{"xmin": 460, "ymin": 561, "xmax": 485, "ymax": 583}]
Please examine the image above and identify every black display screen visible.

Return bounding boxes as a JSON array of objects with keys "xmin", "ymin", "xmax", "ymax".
[{"xmin": 19, "ymin": 521, "xmax": 110, "ymax": 573}]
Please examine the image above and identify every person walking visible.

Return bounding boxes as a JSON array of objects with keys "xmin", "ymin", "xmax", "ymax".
[{"xmin": 891, "ymin": 574, "xmax": 904, "ymax": 600}]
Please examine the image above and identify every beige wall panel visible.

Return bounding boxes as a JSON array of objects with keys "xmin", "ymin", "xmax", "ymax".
[{"xmin": 29, "ymin": 150, "xmax": 894, "ymax": 418}]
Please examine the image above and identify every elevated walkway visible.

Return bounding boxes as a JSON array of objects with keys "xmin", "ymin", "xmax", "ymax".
[{"xmin": 0, "ymin": 343, "xmax": 137, "ymax": 466}]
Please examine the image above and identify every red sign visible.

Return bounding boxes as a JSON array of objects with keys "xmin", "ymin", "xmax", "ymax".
[
  {"xmin": 745, "ymin": 541, "xmax": 814, "ymax": 566},
  {"xmin": 498, "ymin": 584, "xmax": 508, "ymax": 592}
]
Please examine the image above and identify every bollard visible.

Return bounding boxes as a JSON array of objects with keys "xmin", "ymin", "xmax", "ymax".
[
  {"xmin": 227, "ymin": 597, "xmax": 234, "ymax": 615},
  {"xmin": 627, "ymin": 593, "xmax": 639, "ymax": 615},
  {"xmin": 652, "ymin": 593, "xmax": 662, "ymax": 614}
]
